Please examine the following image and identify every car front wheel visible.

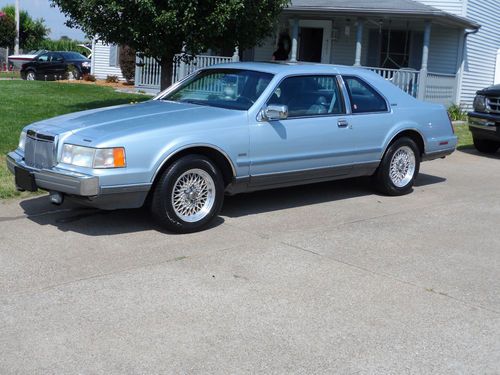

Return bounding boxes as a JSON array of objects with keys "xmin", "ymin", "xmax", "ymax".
[
  {"xmin": 375, "ymin": 137, "xmax": 420, "ymax": 196},
  {"xmin": 25, "ymin": 71, "xmax": 36, "ymax": 81},
  {"xmin": 473, "ymin": 137, "xmax": 500, "ymax": 154},
  {"xmin": 150, "ymin": 155, "xmax": 224, "ymax": 233}
]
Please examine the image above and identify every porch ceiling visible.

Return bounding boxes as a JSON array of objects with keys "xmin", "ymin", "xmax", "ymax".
[{"xmin": 285, "ymin": 0, "xmax": 480, "ymax": 30}]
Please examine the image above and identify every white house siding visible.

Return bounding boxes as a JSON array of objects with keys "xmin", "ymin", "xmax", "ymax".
[
  {"xmin": 252, "ymin": 37, "xmax": 276, "ymax": 61},
  {"xmin": 417, "ymin": 0, "xmax": 466, "ymax": 16},
  {"xmin": 459, "ymin": 0, "xmax": 500, "ymax": 105},
  {"xmin": 331, "ymin": 19, "xmax": 357, "ymax": 65},
  {"xmin": 91, "ymin": 40, "xmax": 125, "ymax": 80}
]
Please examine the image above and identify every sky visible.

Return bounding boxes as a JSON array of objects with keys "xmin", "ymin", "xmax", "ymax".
[{"xmin": 0, "ymin": 0, "xmax": 86, "ymax": 40}]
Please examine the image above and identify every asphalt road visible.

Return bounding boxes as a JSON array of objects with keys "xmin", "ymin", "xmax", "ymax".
[{"xmin": 1, "ymin": 149, "xmax": 499, "ymax": 374}]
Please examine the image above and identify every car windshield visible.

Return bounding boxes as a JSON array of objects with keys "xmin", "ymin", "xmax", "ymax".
[
  {"xmin": 164, "ymin": 69, "xmax": 274, "ymax": 110},
  {"xmin": 61, "ymin": 52, "xmax": 88, "ymax": 60}
]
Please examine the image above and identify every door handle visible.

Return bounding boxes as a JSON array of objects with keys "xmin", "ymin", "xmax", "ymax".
[{"xmin": 337, "ymin": 119, "xmax": 348, "ymax": 128}]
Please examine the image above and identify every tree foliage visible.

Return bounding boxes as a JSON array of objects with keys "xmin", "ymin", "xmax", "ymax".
[
  {"xmin": 119, "ymin": 45, "xmax": 137, "ymax": 84},
  {"xmin": 38, "ymin": 38, "xmax": 89, "ymax": 56},
  {"xmin": 50, "ymin": 0, "xmax": 290, "ymax": 88},
  {"xmin": 1, "ymin": 5, "xmax": 50, "ymax": 50},
  {"xmin": 0, "ymin": 11, "xmax": 16, "ymax": 49}
]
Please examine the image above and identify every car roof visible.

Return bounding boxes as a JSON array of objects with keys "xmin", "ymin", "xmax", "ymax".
[{"xmin": 204, "ymin": 61, "xmax": 378, "ymax": 76}]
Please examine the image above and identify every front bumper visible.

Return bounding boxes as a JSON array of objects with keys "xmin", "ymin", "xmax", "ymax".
[
  {"xmin": 7, "ymin": 151, "xmax": 99, "ymax": 195},
  {"xmin": 468, "ymin": 112, "xmax": 500, "ymax": 141},
  {"xmin": 6, "ymin": 151, "xmax": 150, "ymax": 209}
]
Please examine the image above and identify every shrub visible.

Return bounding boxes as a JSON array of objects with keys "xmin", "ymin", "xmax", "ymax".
[
  {"xmin": 83, "ymin": 74, "xmax": 96, "ymax": 82},
  {"xmin": 106, "ymin": 75, "xmax": 119, "ymax": 83},
  {"xmin": 119, "ymin": 45, "xmax": 136, "ymax": 84},
  {"xmin": 447, "ymin": 103, "xmax": 467, "ymax": 122}
]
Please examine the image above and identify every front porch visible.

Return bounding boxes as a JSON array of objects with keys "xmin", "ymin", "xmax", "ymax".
[{"xmin": 135, "ymin": 1, "xmax": 478, "ymax": 106}]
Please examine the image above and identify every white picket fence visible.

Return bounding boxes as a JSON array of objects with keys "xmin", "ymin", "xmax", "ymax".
[{"xmin": 135, "ymin": 54, "xmax": 235, "ymax": 91}]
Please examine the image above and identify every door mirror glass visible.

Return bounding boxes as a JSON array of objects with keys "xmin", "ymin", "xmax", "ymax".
[{"xmin": 263, "ymin": 104, "xmax": 288, "ymax": 121}]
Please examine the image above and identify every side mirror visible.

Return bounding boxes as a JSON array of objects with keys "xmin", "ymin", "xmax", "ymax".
[{"xmin": 263, "ymin": 104, "xmax": 288, "ymax": 121}]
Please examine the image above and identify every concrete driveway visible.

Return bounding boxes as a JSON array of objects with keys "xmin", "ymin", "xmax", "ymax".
[{"xmin": 1, "ymin": 149, "xmax": 499, "ymax": 374}]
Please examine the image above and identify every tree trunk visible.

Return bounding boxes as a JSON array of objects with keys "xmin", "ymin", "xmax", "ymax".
[{"xmin": 159, "ymin": 55, "xmax": 174, "ymax": 91}]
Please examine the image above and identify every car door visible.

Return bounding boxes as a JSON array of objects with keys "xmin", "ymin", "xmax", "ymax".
[
  {"xmin": 248, "ymin": 75, "xmax": 355, "ymax": 187},
  {"xmin": 341, "ymin": 75, "xmax": 394, "ymax": 163},
  {"xmin": 33, "ymin": 53, "xmax": 51, "ymax": 79},
  {"xmin": 50, "ymin": 53, "xmax": 67, "ymax": 79}
]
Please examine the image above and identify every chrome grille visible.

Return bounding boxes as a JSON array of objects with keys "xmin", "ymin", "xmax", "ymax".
[
  {"xmin": 486, "ymin": 96, "xmax": 500, "ymax": 114},
  {"xmin": 25, "ymin": 133, "xmax": 56, "ymax": 169}
]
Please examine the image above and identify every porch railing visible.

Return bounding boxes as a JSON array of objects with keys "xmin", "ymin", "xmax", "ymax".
[
  {"xmin": 365, "ymin": 67, "xmax": 420, "ymax": 98},
  {"xmin": 365, "ymin": 67, "xmax": 456, "ymax": 106}
]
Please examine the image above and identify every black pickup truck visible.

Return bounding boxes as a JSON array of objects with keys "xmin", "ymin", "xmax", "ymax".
[{"xmin": 468, "ymin": 84, "xmax": 500, "ymax": 154}]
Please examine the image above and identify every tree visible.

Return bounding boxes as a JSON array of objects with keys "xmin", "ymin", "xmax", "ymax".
[
  {"xmin": 50, "ymin": 0, "xmax": 290, "ymax": 89},
  {"xmin": 1, "ymin": 5, "xmax": 50, "ymax": 50},
  {"xmin": 119, "ymin": 45, "xmax": 136, "ymax": 84},
  {"xmin": 0, "ymin": 11, "xmax": 16, "ymax": 49}
]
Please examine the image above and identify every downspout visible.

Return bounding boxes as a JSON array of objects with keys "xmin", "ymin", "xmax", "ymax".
[{"xmin": 455, "ymin": 26, "xmax": 480, "ymax": 105}]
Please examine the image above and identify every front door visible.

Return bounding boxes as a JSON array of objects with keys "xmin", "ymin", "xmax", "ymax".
[
  {"xmin": 299, "ymin": 27, "xmax": 323, "ymax": 62},
  {"xmin": 249, "ymin": 75, "xmax": 354, "ymax": 186},
  {"xmin": 293, "ymin": 20, "xmax": 332, "ymax": 64}
]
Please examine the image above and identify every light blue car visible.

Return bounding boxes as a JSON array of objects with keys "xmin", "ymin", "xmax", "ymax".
[{"xmin": 7, "ymin": 62, "xmax": 457, "ymax": 232}]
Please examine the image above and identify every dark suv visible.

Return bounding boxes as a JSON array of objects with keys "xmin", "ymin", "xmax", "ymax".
[
  {"xmin": 468, "ymin": 84, "xmax": 500, "ymax": 154},
  {"xmin": 21, "ymin": 51, "xmax": 91, "ymax": 81}
]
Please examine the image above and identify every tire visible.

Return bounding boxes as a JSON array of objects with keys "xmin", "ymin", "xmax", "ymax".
[
  {"xmin": 150, "ymin": 155, "xmax": 224, "ymax": 233},
  {"xmin": 374, "ymin": 137, "xmax": 420, "ymax": 196},
  {"xmin": 25, "ymin": 70, "xmax": 36, "ymax": 81},
  {"xmin": 473, "ymin": 137, "xmax": 499, "ymax": 154},
  {"xmin": 73, "ymin": 69, "xmax": 82, "ymax": 80}
]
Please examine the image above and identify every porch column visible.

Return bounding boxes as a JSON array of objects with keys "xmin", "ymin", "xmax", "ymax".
[
  {"xmin": 290, "ymin": 18, "xmax": 299, "ymax": 62},
  {"xmin": 354, "ymin": 18, "xmax": 364, "ymax": 66},
  {"xmin": 417, "ymin": 20, "xmax": 432, "ymax": 100}
]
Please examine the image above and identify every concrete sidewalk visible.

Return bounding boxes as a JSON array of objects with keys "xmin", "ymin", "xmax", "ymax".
[{"xmin": 0, "ymin": 149, "xmax": 499, "ymax": 374}]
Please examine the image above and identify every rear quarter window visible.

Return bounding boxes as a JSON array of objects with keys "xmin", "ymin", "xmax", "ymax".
[{"xmin": 343, "ymin": 76, "xmax": 388, "ymax": 114}]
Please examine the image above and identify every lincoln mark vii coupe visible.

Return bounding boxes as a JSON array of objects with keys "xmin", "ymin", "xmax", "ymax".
[{"xmin": 7, "ymin": 62, "xmax": 457, "ymax": 233}]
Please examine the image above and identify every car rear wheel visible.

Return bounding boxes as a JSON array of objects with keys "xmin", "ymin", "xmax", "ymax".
[
  {"xmin": 26, "ymin": 71, "xmax": 36, "ymax": 81},
  {"xmin": 150, "ymin": 155, "xmax": 224, "ymax": 233},
  {"xmin": 374, "ymin": 137, "xmax": 420, "ymax": 196},
  {"xmin": 473, "ymin": 137, "xmax": 499, "ymax": 154}
]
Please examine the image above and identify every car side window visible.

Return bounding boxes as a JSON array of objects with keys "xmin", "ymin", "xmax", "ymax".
[
  {"xmin": 343, "ymin": 76, "xmax": 388, "ymax": 114},
  {"xmin": 37, "ymin": 53, "xmax": 49, "ymax": 62},
  {"xmin": 268, "ymin": 75, "xmax": 345, "ymax": 118},
  {"xmin": 52, "ymin": 53, "xmax": 64, "ymax": 62}
]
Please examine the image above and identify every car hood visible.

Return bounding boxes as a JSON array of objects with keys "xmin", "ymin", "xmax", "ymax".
[
  {"xmin": 26, "ymin": 100, "xmax": 243, "ymax": 140},
  {"xmin": 477, "ymin": 84, "xmax": 500, "ymax": 96}
]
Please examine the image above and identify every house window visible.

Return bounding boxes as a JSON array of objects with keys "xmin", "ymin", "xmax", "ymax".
[{"xmin": 109, "ymin": 44, "xmax": 120, "ymax": 67}]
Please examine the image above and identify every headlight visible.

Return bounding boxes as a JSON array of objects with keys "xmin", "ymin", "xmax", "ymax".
[
  {"xmin": 473, "ymin": 95, "xmax": 486, "ymax": 112},
  {"xmin": 81, "ymin": 61, "xmax": 91, "ymax": 68},
  {"xmin": 61, "ymin": 144, "xmax": 126, "ymax": 168},
  {"xmin": 18, "ymin": 131, "xmax": 27, "ymax": 151}
]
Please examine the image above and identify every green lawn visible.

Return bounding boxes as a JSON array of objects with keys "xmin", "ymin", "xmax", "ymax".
[
  {"xmin": 0, "ymin": 71, "xmax": 21, "ymax": 79},
  {"xmin": 453, "ymin": 123, "xmax": 474, "ymax": 149},
  {"xmin": 0, "ymin": 81, "xmax": 149, "ymax": 199}
]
